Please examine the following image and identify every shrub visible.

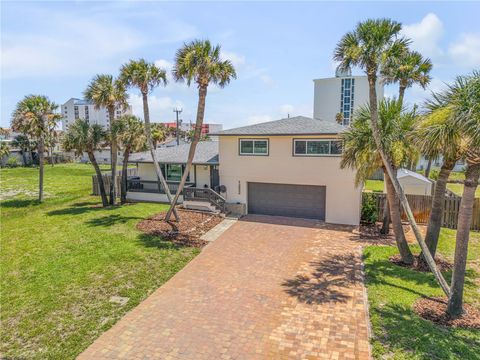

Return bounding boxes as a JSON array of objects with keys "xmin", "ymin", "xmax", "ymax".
[
  {"xmin": 361, "ymin": 193, "xmax": 378, "ymax": 225},
  {"xmin": 429, "ymin": 169, "xmax": 440, "ymax": 180},
  {"xmin": 6, "ymin": 157, "xmax": 19, "ymax": 168}
]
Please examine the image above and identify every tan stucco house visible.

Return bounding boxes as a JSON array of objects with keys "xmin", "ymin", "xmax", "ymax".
[{"xmin": 127, "ymin": 116, "xmax": 361, "ymax": 226}]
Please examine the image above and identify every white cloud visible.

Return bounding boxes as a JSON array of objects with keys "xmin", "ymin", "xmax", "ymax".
[
  {"xmin": 154, "ymin": 59, "xmax": 173, "ymax": 71},
  {"xmin": 220, "ymin": 51, "xmax": 246, "ymax": 68},
  {"xmin": 129, "ymin": 94, "xmax": 183, "ymax": 121},
  {"xmin": 402, "ymin": 13, "xmax": 444, "ymax": 59},
  {"xmin": 449, "ymin": 33, "xmax": 480, "ymax": 67},
  {"xmin": 279, "ymin": 104, "xmax": 295, "ymax": 116},
  {"xmin": 246, "ymin": 115, "xmax": 272, "ymax": 125}
]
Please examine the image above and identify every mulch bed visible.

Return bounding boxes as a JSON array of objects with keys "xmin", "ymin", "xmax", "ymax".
[
  {"xmin": 389, "ymin": 254, "xmax": 453, "ymax": 272},
  {"xmin": 137, "ymin": 209, "xmax": 223, "ymax": 248},
  {"xmin": 413, "ymin": 297, "xmax": 480, "ymax": 329}
]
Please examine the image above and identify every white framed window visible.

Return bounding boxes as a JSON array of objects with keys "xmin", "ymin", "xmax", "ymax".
[
  {"xmin": 293, "ymin": 139, "xmax": 342, "ymax": 156},
  {"xmin": 239, "ymin": 139, "xmax": 269, "ymax": 156}
]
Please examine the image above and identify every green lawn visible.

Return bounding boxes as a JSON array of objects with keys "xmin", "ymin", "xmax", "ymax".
[
  {"xmin": 364, "ymin": 179, "xmax": 384, "ymax": 192},
  {"xmin": 364, "ymin": 229, "xmax": 480, "ymax": 359},
  {"xmin": 0, "ymin": 164, "xmax": 200, "ymax": 359}
]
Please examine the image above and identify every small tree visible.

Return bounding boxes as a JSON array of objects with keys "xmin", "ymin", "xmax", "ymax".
[
  {"xmin": 84, "ymin": 74, "xmax": 128, "ymax": 206},
  {"xmin": 0, "ymin": 142, "xmax": 10, "ymax": 163},
  {"xmin": 11, "ymin": 95, "xmax": 60, "ymax": 202},
  {"xmin": 165, "ymin": 40, "xmax": 236, "ymax": 221},
  {"xmin": 113, "ymin": 115, "xmax": 146, "ymax": 204},
  {"xmin": 63, "ymin": 119, "xmax": 109, "ymax": 207},
  {"xmin": 151, "ymin": 123, "xmax": 167, "ymax": 149},
  {"xmin": 11, "ymin": 134, "xmax": 33, "ymax": 165}
]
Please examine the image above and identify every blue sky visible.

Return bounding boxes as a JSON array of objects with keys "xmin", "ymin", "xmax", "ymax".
[{"xmin": 1, "ymin": 1, "xmax": 479, "ymax": 129}]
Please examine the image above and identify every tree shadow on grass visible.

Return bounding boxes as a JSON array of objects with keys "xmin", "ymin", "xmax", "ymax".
[
  {"xmin": 85, "ymin": 214, "xmax": 144, "ymax": 227},
  {"xmin": 0, "ymin": 199, "xmax": 41, "ymax": 208},
  {"xmin": 282, "ymin": 253, "xmax": 361, "ymax": 304},
  {"xmin": 136, "ymin": 233, "xmax": 185, "ymax": 250},
  {"xmin": 372, "ymin": 302, "xmax": 479, "ymax": 359},
  {"xmin": 47, "ymin": 204, "xmax": 116, "ymax": 216}
]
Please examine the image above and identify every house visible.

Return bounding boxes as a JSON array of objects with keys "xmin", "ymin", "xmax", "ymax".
[
  {"xmin": 126, "ymin": 116, "xmax": 361, "ymax": 226},
  {"xmin": 385, "ymin": 168, "xmax": 433, "ymax": 196}
]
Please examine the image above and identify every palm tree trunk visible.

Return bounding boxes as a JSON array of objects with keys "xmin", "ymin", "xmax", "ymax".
[
  {"xmin": 385, "ymin": 167, "xmax": 414, "ymax": 264},
  {"xmin": 21, "ymin": 151, "xmax": 27, "ymax": 166},
  {"xmin": 109, "ymin": 106, "xmax": 117, "ymax": 206},
  {"xmin": 38, "ymin": 135, "xmax": 45, "ymax": 202},
  {"xmin": 425, "ymin": 158, "xmax": 433, "ymax": 178},
  {"xmin": 121, "ymin": 146, "xmax": 130, "ymax": 204},
  {"xmin": 380, "ymin": 197, "xmax": 390, "ymax": 234},
  {"xmin": 88, "ymin": 151, "xmax": 109, "ymax": 207},
  {"xmin": 447, "ymin": 161, "xmax": 480, "ymax": 318},
  {"xmin": 165, "ymin": 85, "xmax": 207, "ymax": 221},
  {"xmin": 367, "ymin": 72, "xmax": 450, "ymax": 296},
  {"xmin": 419, "ymin": 160, "xmax": 455, "ymax": 264},
  {"xmin": 142, "ymin": 92, "xmax": 179, "ymax": 221},
  {"xmin": 398, "ymin": 85, "xmax": 406, "ymax": 106}
]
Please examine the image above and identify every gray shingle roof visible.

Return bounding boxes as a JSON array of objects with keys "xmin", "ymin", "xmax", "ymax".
[
  {"xmin": 128, "ymin": 141, "xmax": 219, "ymax": 165},
  {"xmin": 213, "ymin": 116, "xmax": 345, "ymax": 136}
]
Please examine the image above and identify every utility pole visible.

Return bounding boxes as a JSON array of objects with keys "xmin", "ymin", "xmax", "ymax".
[{"xmin": 173, "ymin": 108, "xmax": 182, "ymax": 145}]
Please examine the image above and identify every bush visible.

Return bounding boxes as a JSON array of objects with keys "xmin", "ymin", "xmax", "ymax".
[
  {"xmin": 429, "ymin": 169, "xmax": 440, "ymax": 180},
  {"xmin": 361, "ymin": 193, "xmax": 378, "ymax": 225},
  {"xmin": 6, "ymin": 157, "xmax": 19, "ymax": 168}
]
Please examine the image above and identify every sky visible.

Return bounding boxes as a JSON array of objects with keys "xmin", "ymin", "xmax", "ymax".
[{"xmin": 1, "ymin": 1, "xmax": 479, "ymax": 130}]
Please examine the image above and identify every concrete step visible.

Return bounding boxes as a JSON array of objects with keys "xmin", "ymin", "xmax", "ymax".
[{"xmin": 183, "ymin": 200, "xmax": 220, "ymax": 213}]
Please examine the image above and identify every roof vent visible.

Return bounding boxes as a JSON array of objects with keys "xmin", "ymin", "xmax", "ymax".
[{"xmin": 335, "ymin": 65, "xmax": 352, "ymax": 78}]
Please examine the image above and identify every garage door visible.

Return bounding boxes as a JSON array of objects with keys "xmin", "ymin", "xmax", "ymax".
[{"xmin": 247, "ymin": 182, "xmax": 326, "ymax": 220}]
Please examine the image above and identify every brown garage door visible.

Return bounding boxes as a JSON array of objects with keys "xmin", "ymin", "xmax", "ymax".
[{"xmin": 247, "ymin": 182, "xmax": 326, "ymax": 220}]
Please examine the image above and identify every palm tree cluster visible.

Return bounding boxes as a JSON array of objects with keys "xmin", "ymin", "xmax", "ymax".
[{"xmin": 336, "ymin": 18, "xmax": 479, "ymax": 318}]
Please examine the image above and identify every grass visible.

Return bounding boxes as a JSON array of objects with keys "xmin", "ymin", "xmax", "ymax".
[
  {"xmin": 364, "ymin": 180, "xmax": 384, "ymax": 193},
  {"xmin": 364, "ymin": 228, "xmax": 480, "ymax": 359},
  {"xmin": 1, "ymin": 164, "xmax": 200, "ymax": 359}
]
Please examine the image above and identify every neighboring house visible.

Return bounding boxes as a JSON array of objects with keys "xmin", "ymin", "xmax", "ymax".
[
  {"xmin": 77, "ymin": 148, "xmax": 124, "ymax": 165},
  {"xmin": 61, "ymin": 98, "xmax": 132, "ymax": 131},
  {"xmin": 384, "ymin": 168, "xmax": 433, "ymax": 196},
  {"xmin": 313, "ymin": 66, "xmax": 384, "ymax": 126},
  {"xmin": 126, "ymin": 116, "xmax": 361, "ymax": 226},
  {"xmin": 127, "ymin": 142, "xmax": 219, "ymax": 203},
  {"xmin": 416, "ymin": 155, "xmax": 465, "ymax": 173}
]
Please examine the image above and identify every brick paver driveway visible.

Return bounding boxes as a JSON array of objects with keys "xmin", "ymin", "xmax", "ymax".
[{"xmin": 79, "ymin": 215, "xmax": 371, "ymax": 359}]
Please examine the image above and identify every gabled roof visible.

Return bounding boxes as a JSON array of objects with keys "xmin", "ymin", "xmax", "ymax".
[
  {"xmin": 212, "ymin": 116, "xmax": 345, "ymax": 136},
  {"xmin": 397, "ymin": 168, "xmax": 432, "ymax": 183},
  {"xmin": 128, "ymin": 141, "xmax": 219, "ymax": 165}
]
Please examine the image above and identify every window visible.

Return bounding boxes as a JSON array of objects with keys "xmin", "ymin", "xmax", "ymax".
[
  {"xmin": 293, "ymin": 139, "xmax": 342, "ymax": 156},
  {"xmin": 239, "ymin": 139, "xmax": 269, "ymax": 155},
  {"xmin": 74, "ymin": 105, "xmax": 79, "ymax": 120},
  {"xmin": 160, "ymin": 164, "xmax": 190, "ymax": 182},
  {"xmin": 340, "ymin": 78, "xmax": 355, "ymax": 125}
]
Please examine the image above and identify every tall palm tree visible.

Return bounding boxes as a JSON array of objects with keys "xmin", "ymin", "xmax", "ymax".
[
  {"xmin": 113, "ymin": 115, "xmax": 147, "ymax": 204},
  {"xmin": 11, "ymin": 95, "xmax": 59, "ymax": 202},
  {"xmin": 334, "ymin": 18, "xmax": 450, "ymax": 296},
  {"xmin": 341, "ymin": 99, "xmax": 415, "ymax": 264},
  {"xmin": 446, "ymin": 70, "xmax": 480, "ymax": 318},
  {"xmin": 382, "ymin": 50, "xmax": 433, "ymax": 105},
  {"xmin": 84, "ymin": 74, "xmax": 128, "ymax": 206},
  {"xmin": 63, "ymin": 119, "xmax": 109, "ymax": 207},
  {"xmin": 165, "ymin": 40, "xmax": 236, "ymax": 221},
  {"xmin": 151, "ymin": 123, "xmax": 167, "ymax": 149},
  {"xmin": 414, "ymin": 94, "xmax": 466, "ymax": 263},
  {"xmin": 119, "ymin": 59, "xmax": 179, "ymax": 220},
  {"xmin": 379, "ymin": 49, "xmax": 432, "ymax": 233}
]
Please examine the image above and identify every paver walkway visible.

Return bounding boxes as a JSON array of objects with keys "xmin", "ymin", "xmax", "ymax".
[{"xmin": 79, "ymin": 215, "xmax": 371, "ymax": 359}]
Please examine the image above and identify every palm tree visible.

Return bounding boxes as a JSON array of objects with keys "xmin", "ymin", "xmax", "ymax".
[
  {"xmin": 84, "ymin": 74, "xmax": 128, "ymax": 206},
  {"xmin": 11, "ymin": 134, "xmax": 32, "ymax": 165},
  {"xmin": 113, "ymin": 115, "xmax": 147, "ymax": 204},
  {"xmin": 334, "ymin": 19, "xmax": 450, "ymax": 296},
  {"xmin": 382, "ymin": 49, "xmax": 433, "ymax": 105},
  {"xmin": 11, "ymin": 95, "xmax": 60, "ymax": 202},
  {"xmin": 446, "ymin": 70, "xmax": 480, "ymax": 318},
  {"xmin": 151, "ymin": 123, "xmax": 167, "ymax": 148},
  {"xmin": 63, "ymin": 119, "xmax": 109, "ymax": 207},
  {"xmin": 414, "ymin": 94, "xmax": 465, "ymax": 264},
  {"xmin": 165, "ymin": 40, "xmax": 236, "ymax": 221},
  {"xmin": 379, "ymin": 49, "xmax": 432, "ymax": 233},
  {"xmin": 119, "ymin": 59, "xmax": 179, "ymax": 220},
  {"xmin": 341, "ymin": 99, "xmax": 415, "ymax": 264}
]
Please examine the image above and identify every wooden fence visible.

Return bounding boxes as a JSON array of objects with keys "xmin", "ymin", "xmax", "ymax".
[
  {"xmin": 364, "ymin": 192, "xmax": 480, "ymax": 231},
  {"xmin": 92, "ymin": 168, "xmax": 138, "ymax": 196}
]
